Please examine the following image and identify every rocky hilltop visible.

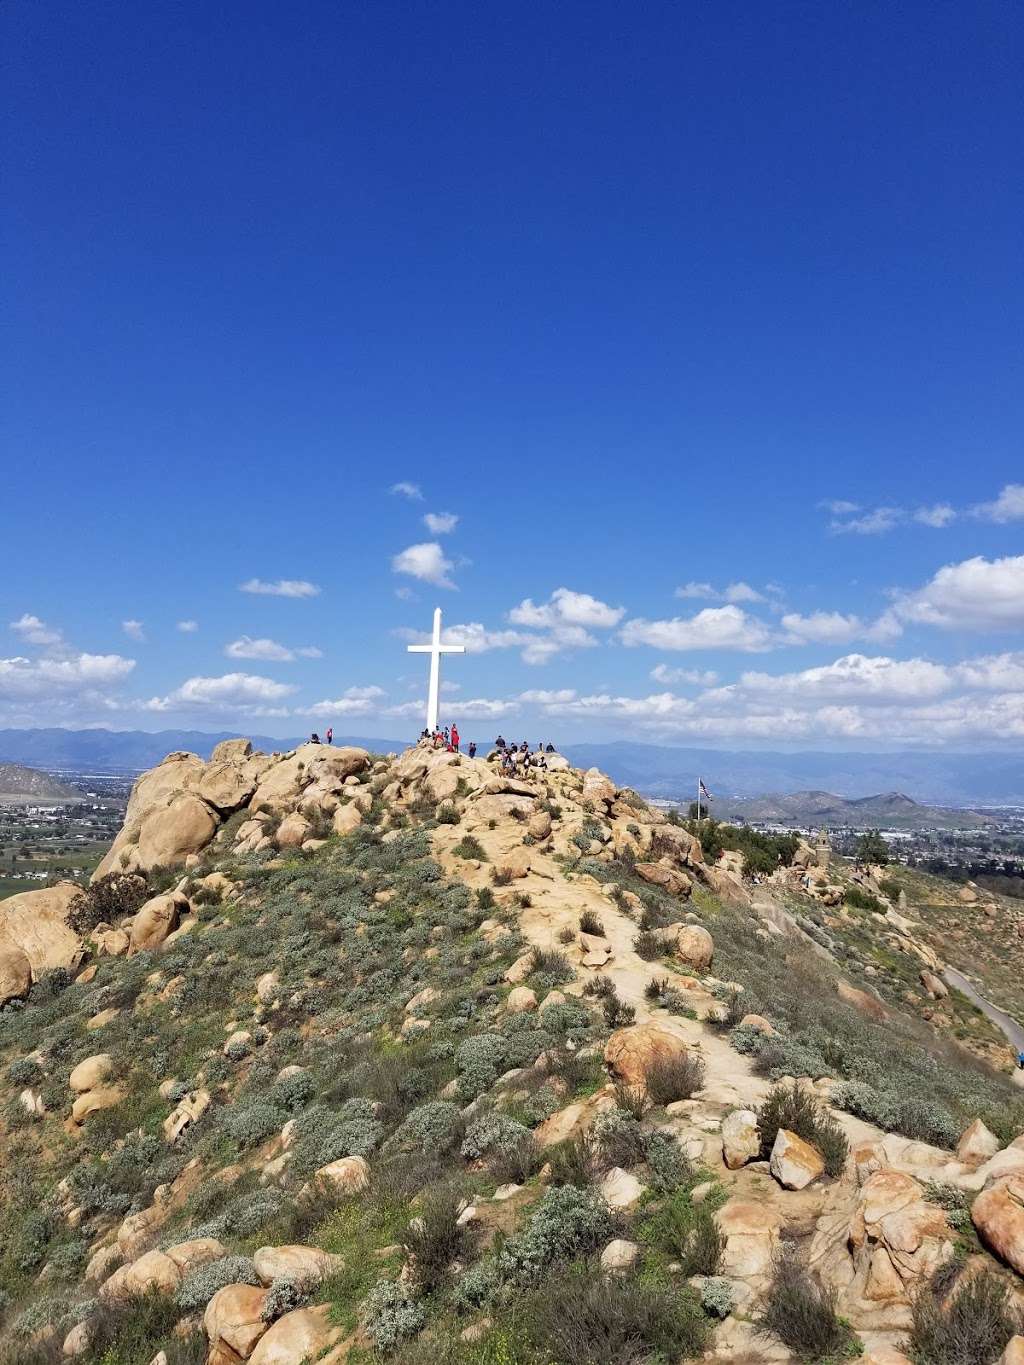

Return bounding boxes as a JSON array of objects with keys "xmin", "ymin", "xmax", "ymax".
[
  {"xmin": 0, "ymin": 762, "xmax": 81, "ymax": 804},
  {"xmin": 1, "ymin": 738, "xmax": 1024, "ymax": 1364}
]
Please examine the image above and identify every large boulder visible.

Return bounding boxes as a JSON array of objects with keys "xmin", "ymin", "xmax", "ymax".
[
  {"xmin": 247, "ymin": 1305, "xmax": 341, "ymax": 1365},
  {"xmin": 721, "ymin": 1109, "xmax": 760, "ymax": 1170},
  {"xmin": 135, "ymin": 794, "xmax": 218, "ymax": 871},
  {"xmin": 0, "ymin": 881, "xmax": 83, "ymax": 974},
  {"xmin": 770, "ymin": 1128, "xmax": 825, "ymax": 1189},
  {"xmin": 634, "ymin": 863, "xmax": 692, "ymax": 898},
  {"xmin": 70, "ymin": 1053, "xmax": 114, "ymax": 1093},
  {"xmin": 315, "ymin": 1155, "xmax": 370, "ymax": 1195},
  {"xmin": 205, "ymin": 1283, "xmax": 270, "ymax": 1359},
  {"xmin": 956, "ymin": 1119, "xmax": 1000, "ymax": 1166},
  {"xmin": 99, "ymin": 1249, "xmax": 181, "ymax": 1301},
  {"xmin": 129, "ymin": 891, "xmax": 187, "ymax": 954},
  {"xmin": 673, "ymin": 924, "xmax": 714, "ymax": 972},
  {"xmin": 603, "ymin": 1023, "xmax": 690, "ymax": 1093},
  {"xmin": 972, "ymin": 1175, "xmax": 1024, "ymax": 1276},
  {"xmin": 93, "ymin": 752, "xmax": 207, "ymax": 879},
  {"xmin": 715, "ymin": 1199, "xmax": 783, "ymax": 1277},
  {"xmin": 253, "ymin": 1245, "xmax": 344, "ymax": 1287},
  {"xmin": 197, "ymin": 759, "xmax": 260, "ymax": 812},
  {"xmin": 0, "ymin": 942, "xmax": 31, "ymax": 1005}
]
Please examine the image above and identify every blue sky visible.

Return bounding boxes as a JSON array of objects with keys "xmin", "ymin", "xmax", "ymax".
[{"xmin": 2, "ymin": 1, "xmax": 1022, "ymax": 749}]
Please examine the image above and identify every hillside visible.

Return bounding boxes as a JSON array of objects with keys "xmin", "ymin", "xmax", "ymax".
[
  {"xmin": 709, "ymin": 789, "xmax": 996, "ymax": 831},
  {"xmin": 1, "ymin": 739, "xmax": 1024, "ymax": 1363},
  {"xmin": 0, "ymin": 763, "xmax": 82, "ymax": 805}
]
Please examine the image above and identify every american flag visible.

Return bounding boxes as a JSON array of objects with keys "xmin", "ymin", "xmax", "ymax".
[{"xmin": 699, "ymin": 778, "xmax": 712, "ymax": 800}]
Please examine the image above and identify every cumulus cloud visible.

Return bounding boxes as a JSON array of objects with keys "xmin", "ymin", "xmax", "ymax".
[
  {"xmin": 224, "ymin": 636, "xmax": 322, "ymax": 662},
  {"xmin": 390, "ymin": 481, "xmax": 423, "ymax": 501},
  {"xmin": 621, "ymin": 605, "xmax": 775, "ymax": 652},
  {"xmin": 732, "ymin": 653, "xmax": 953, "ymax": 704},
  {"xmin": 914, "ymin": 503, "xmax": 956, "ymax": 528},
  {"xmin": 779, "ymin": 610, "xmax": 902, "ymax": 646},
  {"xmin": 299, "ymin": 685, "xmax": 387, "ymax": 717},
  {"xmin": 0, "ymin": 653, "xmax": 136, "ymax": 700},
  {"xmin": 9, "ymin": 614, "xmax": 63, "ymax": 647},
  {"xmin": 177, "ymin": 620, "xmax": 199, "ymax": 633},
  {"xmin": 121, "ymin": 619, "xmax": 145, "ymax": 641},
  {"xmin": 518, "ymin": 688, "xmax": 578, "ymax": 704},
  {"xmin": 675, "ymin": 581, "xmax": 765, "ymax": 604},
  {"xmin": 650, "ymin": 664, "xmax": 719, "ymax": 686},
  {"xmin": 972, "ymin": 483, "xmax": 1024, "ymax": 524},
  {"xmin": 509, "ymin": 588, "xmax": 625, "ymax": 630},
  {"xmin": 893, "ymin": 554, "xmax": 1024, "ymax": 630},
  {"xmin": 392, "ymin": 542, "xmax": 456, "ymax": 589},
  {"xmin": 239, "ymin": 578, "xmax": 321, "ymax": 598},
  {"xmin": 145, "ymin": 672, "xmax": 297, "ymax": 713},
  {"xmin": 423, "ymin": 512, "xmax": 459, "ymax": 534},
  {"xmin": 385, "ymin": 695, "xmax": 519, "ymax": 720}
]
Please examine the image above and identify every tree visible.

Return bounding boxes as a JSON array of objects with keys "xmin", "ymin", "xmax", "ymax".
[{"xmin": 856, "ymin": 829, "xmax": 889, "ymax": 865}]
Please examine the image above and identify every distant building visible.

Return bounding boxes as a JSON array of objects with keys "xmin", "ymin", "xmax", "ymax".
[{"xmin": 813, "ymin": 829, "xmax": 832, "ymax": 869}]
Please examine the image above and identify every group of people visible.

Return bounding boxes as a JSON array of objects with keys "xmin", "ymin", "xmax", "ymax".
[
  {"xmin": 308, "ymin": 728, "xmax": 334, "ymax": 745},
  {"xmin": 420, "ymin": 724, "xmax": 476, "ymax": 758},
  {"xmin": 494, "ymin": 735, "xmax": 557, "ymax": 774}
]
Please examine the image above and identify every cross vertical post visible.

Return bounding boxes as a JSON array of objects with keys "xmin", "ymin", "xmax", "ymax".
[{"xmin": 407, "ymin": 607, "xmax": 465, "ymax": 733}]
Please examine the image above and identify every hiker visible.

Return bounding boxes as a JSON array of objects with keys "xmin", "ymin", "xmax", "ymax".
[
  {"xmin": 546, "ymin": 743, "xmax": 555, "ymax": 752},
  {"xmin": 451, "ymin": 723, "xmax": 460, "ymax": 753},
  {"xmin": 495, "ymin": 734, "xmax": 506, "ymax": 750},
  {"xmin": 1018, "ymin": 1051, "xmax": 1024, "ymax": 1071},
  {"xmin": 326, "ymin": 727, "xmax": 333, "ymax": 745},
  {"xmin": 468, "ymin": 741, "xmax": 477, "ymax": 759},
  {"xmin": 310, "ymin": 732, "xmax": 321, "ymax": 744},
  {"xmin": 433, "ymin": 730, "xmax": 444, "ymax": 749}
]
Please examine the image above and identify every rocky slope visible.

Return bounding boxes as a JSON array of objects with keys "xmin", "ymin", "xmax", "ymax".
[
  {"xmin": 0, "ymin": 762, "xmax": 81, "ymax": 804},
  {"xmin": 1, "ymin": 738, "xmax": 1023, "ymax": 1364}
]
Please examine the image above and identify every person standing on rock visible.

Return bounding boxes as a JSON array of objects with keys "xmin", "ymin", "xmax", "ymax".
[
  {"xmin": 451, "ymin": 723, "xmax": 460, "ymax": 753},
  {"xmin": 468, "ymin": 741, "xmax": 477, "ymax": 758},
  {"xmin": 495, "ymin": 734, "xmax": 506, "ymax": 750},
  {"xmin": 326, "ymin": 727, "xmax": 333, "ymax": 745}
]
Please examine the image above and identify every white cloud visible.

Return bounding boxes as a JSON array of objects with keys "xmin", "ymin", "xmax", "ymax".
[
  {"xmin": 518, "ymin": 688, "xmax": 578, "ymax": 704},
  {"xmin": 239, "ymin": 578, "xmax": 321, "ymax": 598},
  {"xmin": 953, "ymin": 652, "xmax": 1024, "ymax": 691},
  {"xmin": 146, "ymin": 672, "xmax": 297, "ymax": 712},
  {"xmin": 675, "ymin": 582, "xmax": 765, "ymax": 604},
  {"xmin": 122, "ymin": 619, "xmax": 145, "ymax": 641},
  {"xmin": 894, "ymin": 554, "xmax": 1024, "ymax": 630},
  {"xmin": 299, "ymin": 686, "xmax": 387, "ymax": 718},
  {"xmin": 385, "ymin": 695, "xmax": 519, "ymax": 720},
  {"xmin": 820, "ymin": 499, "xmax": 860, "ymax": 515},
  {"xmin": 390, "ymin": 481, "xmax": 423, "ymax": 501},
  {"xmin": 177, "ymin": 620, "xmax": 199, "ymax": 633},
  {"xmin": 423, "ymin": 512, "xmax": 459, "ymax": 535},
  {"xmin": 392, "ymin": 542, "xmax": 456, "ymax": 589},
  {"xmin": 733, "ymin": 653, "xmax": 953, "ymax": 704},
  {"xmin": 779, "ymin": 610, "xmax": 902, "ymax": 646},
  {"xmin": 0, "ymin": 653, "xmax": 136, "ymax": 701},
  {"xmin": 914, "ymin": 503, "xmax": 956, "ymax": 528},
  {"xmin": 830, "ymin": 506, "xmax": 903, "ymax": 535},
  {"xmin": 621, "ymin": 605, "xmax": 775, "ymax": 652},
  {"xmin": 398, "ymin": 622, "xmax": 530, "ymax": 654},
  {"xmin": 509, "ymin": 588, "xmax": 625, "ymax": 630},
  {"xmin": 9, "ymin": 614, "xmax": 63, "ymax": 647},
  {"xmin": 224, "ymin": 636, "xmax": 322, "ymax": 662},
  {"xmin": 650, "ymin": 664, "xmax": 719, "ymax": 686},
  {"xmin": 973, "ymin": 483, "xmax": 1024, "ymax": 524}
]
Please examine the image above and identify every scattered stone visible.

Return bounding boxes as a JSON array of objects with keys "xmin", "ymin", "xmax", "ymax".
[
  {"xmin": 770, "ymin": 1128, "xmax": 825, "ymax": 1189},
  {"xmin": 253, "ymin": 1245, "xmax": 344, "ymax": 1287},
  {"xmin": 600, "ymin": 1167, "xmax": 646, "ymax": 1209},
  {"xmin": 600, "ymin": 1238, "xmax": 640, "ymax": 1273},
  {"xmin": 721, "ymin": 1109, "xmax": 760, "ymax": 1170},
  {"xmin": 315, "ymin": 1155, "xmax": 370, "ymax": 1195},
  {"xmin": 506, "ymin": 986, "xmax": 538, "ymax": 1013},
  {"xmin": 204, "ymin": 1283, "xmax": 270, "ymax": 1359},
  {"xmin": 972, "ymin": 1175, "xmax": 1024, "ymax": 1277},
  {"xmin": 955, "ymin": 1118, "xmax": 1000, "ymax": 1165}
]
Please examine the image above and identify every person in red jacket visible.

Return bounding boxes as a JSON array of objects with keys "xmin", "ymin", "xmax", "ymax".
[
  {"xmin": 325, "ymin": 727, "xmax": 333, "ymax": 745},
  {"xmin": 450, "ymin": 723, "xmax": 460, "ymax": 753}
]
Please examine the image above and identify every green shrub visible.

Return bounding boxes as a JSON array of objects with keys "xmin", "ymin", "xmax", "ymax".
[
  {"xmin": 517, "ymin": 1263, "xmax": 709, "ymax": 1364},
  {"xmin": 452, "ymin": 835, "xmax": 487, "ymax": 860},
  {"xmin": 497, "ymin": 1185, "xmax": 612, "ymax": 1284},
  {"xmin": 701, "ymin": 1276, "xmax": 734, "ymax": 1318},
  {"xmin": 67, "ymin": 871, "xmax": 148, "ymax": 934},
  {"xmin": 646, "ymin": 1050, "xmax": 705, "ymax": 1105},
  {"xmin": 758, "ymin": 1248, "xmax": 858, "ymax": 1360},
  {"xmin": 395, "ymin": 1100, "xmax": 464, "ymax": 1154},
  {"xmin": 175, "ymin": 1256, "xmax": 260, "ymax": 1311},
  {"xmin": 633, "ymin": 930, "xmax": 661, "ymax": 961},
  {"xmin": 404, "ymin": 1186, "xmax": 467, "ymax": 1293},
  {"xmin": 578, "ymin": 909, "xmax": 604, "ymax": 936},
  {"xmin": 641, "ymin": 1192, "xmax": 724, "ymax": 1277},
  {"xmin": 844, "ymin": 885, "xmax": 884, "ymax": 914},
  {"xmin": 261, "ymin": 1277, "xmax": 307, "ymax": 1322},
  {"xmin": 462, "ymin": 1113, "xmax": 538, "ymax": 1183},
  {"xmin": 362, "ymin": 1279, "xmax": 426, "ymax": 1352},
  {"xmin": 905, "ymin": 1266, "xmax": 1019, "ymax": 1365},
  {"xmin": 758, "ymin": 1082, "xmax": 848, "ymax": 1177}
]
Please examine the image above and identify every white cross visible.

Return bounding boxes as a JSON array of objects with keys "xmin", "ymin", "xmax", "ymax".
[{"xmin": 407, "ymin": 607, "xmax": 465, "ymax": 734}]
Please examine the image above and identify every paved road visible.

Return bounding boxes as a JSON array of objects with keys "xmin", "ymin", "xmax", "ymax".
[{"xmin": 944, "ymin": 965, "xmax": 1024, "ymax": 1054}]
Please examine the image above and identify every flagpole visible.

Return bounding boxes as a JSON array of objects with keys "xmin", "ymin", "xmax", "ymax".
[{"xmin": 696, "ymin": 775, "xmax": 701, "ymax": 824}]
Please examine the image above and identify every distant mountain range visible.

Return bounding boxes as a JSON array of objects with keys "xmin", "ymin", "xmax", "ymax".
[
  {"xmin": 556, "ymin": 742, "xmax": 1024, "ymax": 806},
  {"xmin": 0, "ymin": 762, "xmax": 82, "ymax": 804},
  {"xmin": 0, "ymin": 730, "xmax": 1022, "ymax": 805},
  {"xmin": 709, "ymin": 789, "xmax": 996, "ymax": 832}
]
